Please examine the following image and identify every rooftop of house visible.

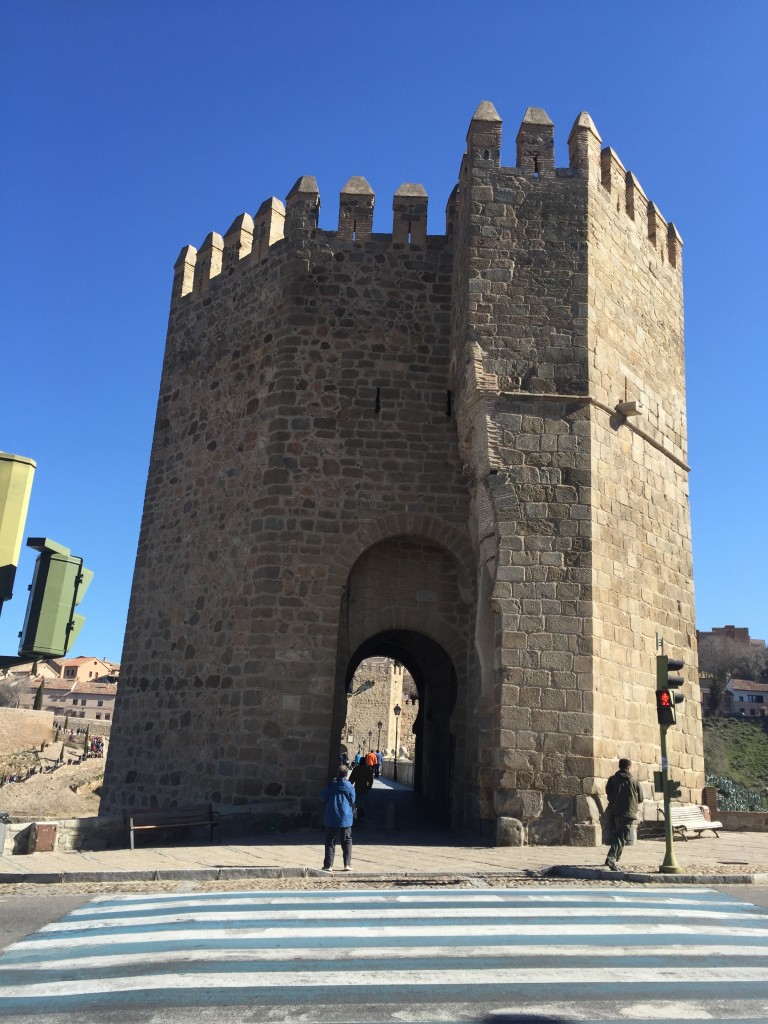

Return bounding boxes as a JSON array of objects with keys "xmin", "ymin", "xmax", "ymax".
[{"xmin": 727, "ymin": 678, "xmax": 768, "ymax": 693}]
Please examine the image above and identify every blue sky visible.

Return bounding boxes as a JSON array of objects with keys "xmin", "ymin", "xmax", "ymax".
[{"xmin": 1, "ymin": 1, "xmax": 766, "ymax": 662}]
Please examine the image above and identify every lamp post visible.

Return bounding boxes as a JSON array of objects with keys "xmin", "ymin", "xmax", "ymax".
[
  {"xmin": 368, "ymin": 729, "xmax": 372, "ymax": 750},
  {"xmin": 377, "ymin": 720, "xmax": 383, "ymax": 748},
  {"xmin": 393, "ymin": 704, "xmax": 401, "ymax": 782}
]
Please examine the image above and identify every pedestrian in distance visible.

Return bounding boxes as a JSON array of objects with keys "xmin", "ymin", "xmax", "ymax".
[
  {"xmin": 319, "ymin": 765, "xmax": 355, "ymax": 872},
  {"xmin": 604, "ymin": 757, "xmax": 643, "ymax": 871},
  {"xmin": 349, "ymin": 757, "xmax": 374, "ymax": 820},
  {"xmin": 375, "ymin": 748, "xmax": 383, "ymax": 778}
]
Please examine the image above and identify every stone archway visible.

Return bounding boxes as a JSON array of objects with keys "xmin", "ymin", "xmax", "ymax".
[
  {"xmin": 331, "ymin": 533, "xmax": 473, "ymax": 827},
  {"xmin": 346, "ymin": 630, "xmax": 457, "ymax": 819}
]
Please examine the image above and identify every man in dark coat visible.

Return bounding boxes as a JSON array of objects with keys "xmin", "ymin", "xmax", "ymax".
[
  {"xmin": 605, "ymin": 758, "xmax": 643, "ymax": 870},
  {"xmin": 349, "ymin": 758, "xmax": 374, "ymax": 819},
  {"xmin": 320, "ymin": 766, "xmax": 356, "ymax": 872}
]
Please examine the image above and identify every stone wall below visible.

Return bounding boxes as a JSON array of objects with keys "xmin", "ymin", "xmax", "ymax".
[{"xmin": 0, "ymin": 708, "xmax": 54, "ymax": 758}]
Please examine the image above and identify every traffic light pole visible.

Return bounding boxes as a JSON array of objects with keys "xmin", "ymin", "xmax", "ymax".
[{"xmin": 659, "ymin": 722, "xmax": 681, "ymax": 874}]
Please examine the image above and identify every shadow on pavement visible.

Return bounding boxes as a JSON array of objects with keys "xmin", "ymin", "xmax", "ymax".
[{"xmin": 352, "ymin": 777, "xmax": 465, "ymax": 846}]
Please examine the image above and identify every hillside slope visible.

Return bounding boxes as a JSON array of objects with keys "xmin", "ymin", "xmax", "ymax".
[{"xmin": 703, "ymin": 716, "xmax": 768, "ymax": 790}]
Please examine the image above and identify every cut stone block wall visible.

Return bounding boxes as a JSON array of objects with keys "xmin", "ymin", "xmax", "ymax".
[{"xmin": 102, "ymin": 101, "xmax": 702, "ymax": 844}]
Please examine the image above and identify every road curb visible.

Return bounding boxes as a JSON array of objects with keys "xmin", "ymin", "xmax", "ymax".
[
  {"xmin": 0, "ymin": 865, "xmax": 763, "ymax": 885},
  {"xmin": 546, "ymin": 865, "xmax": 759, "ymax": 884}
]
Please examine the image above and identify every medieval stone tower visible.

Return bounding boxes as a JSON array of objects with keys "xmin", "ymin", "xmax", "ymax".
[{"xmin": 101, "ymin": 100, "xmax": 703, "ymax": 844}]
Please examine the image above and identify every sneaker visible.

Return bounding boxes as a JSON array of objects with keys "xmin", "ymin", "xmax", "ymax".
[
  {"xmin": 321, "ymin": 866, "xmax": 333, "ymax": 872},
  {"xmin": 343, "ymin": 865, "xmax": 352, "ymax": 872},
  {"xmin": 605, "ymin": 859, "xmax": 618, "ymax": 871}
]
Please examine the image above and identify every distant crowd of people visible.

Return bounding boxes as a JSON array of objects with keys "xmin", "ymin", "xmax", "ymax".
[{"xmin": 0, "ymin": 735, "xmax": 105, "ymax": 787}]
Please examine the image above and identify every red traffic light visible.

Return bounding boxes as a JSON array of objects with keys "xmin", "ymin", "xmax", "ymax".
[{"xmin": 656, "ymin": 687, "xmax": 676, "ymax": 724}]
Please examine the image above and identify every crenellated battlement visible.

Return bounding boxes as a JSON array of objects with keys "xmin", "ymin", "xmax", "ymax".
[{"xmin": 172, "ymin": 99, "xmax": 682, "ymax": 302}]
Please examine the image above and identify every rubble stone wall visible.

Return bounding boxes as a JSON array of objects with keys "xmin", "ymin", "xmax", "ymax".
[{"xmin": 0, "ymin": 708, "xmax": 53, "ymax": 759}]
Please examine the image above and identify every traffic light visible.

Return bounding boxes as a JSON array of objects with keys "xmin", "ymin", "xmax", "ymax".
[
  {"xmin": 656, "ymin": 654, "xmax": 685, "ymax": 725},
  {"xmin": 18, "ymin": 538, "xmax": 93, "ymax": 658},
  {"xmin": 667, "ymin": 778, "xmax": 682, "ymax": 799},
  {"xmin": 0, "ymin": 452, "xmax": 36, "ymax": 606}
]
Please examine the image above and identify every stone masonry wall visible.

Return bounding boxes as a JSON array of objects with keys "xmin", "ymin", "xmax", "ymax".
[
  {"xmin": 102, "ymin": 183, "xmax": 472, "ymax": 822},
  {"xmin": 102, "ymin": 99, "xmax": 702, "ymax": 844},
  {"xmin": 0, "ymin": 708, "xmax": 54, "ymax": 759},
  {"xmin": 585, "ymin": 132, "xmax": 702, "ymax": 802},
  {"xmin": 452, "ymin": 106, "xmax": 596, "ymax": 843}
]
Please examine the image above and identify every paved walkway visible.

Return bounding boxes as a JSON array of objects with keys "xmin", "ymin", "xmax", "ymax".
[{"xmin": 2, "ymin": 778, "xmax": 766, "ymax": 884}]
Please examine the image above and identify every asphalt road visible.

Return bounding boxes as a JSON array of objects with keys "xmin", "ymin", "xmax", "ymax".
[
  {"xmin": 1, "ymin": 884, "xmax": 768, "ymax": 1022},
  {"xmin": 0, "ymin": 892, "xmax": 89, "ymax": 952},
  {"xmin": 715, "ymin": 883, "xmax": 768, "ymax": 911}
]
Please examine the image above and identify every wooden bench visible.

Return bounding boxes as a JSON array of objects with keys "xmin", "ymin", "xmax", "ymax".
[
  {"xmin": 665, "ymin": 804, "xmax": 723, "ymax": 840},
  {"xmin": 124, "ymin": 804, "xmax": 219, "ymax": 850}
]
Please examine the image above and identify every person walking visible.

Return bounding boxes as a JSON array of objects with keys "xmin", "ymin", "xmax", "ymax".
[
  {"xmin": 319, "ymin": 765, "xmax": 356, "ymax": 872},
  {"xmin": 349, "ymin": 757, "xmax": 374, "ymax": 819},
  {"xmin": 604, "ymin": 758, "xmax": 643, "ymax": 870}
]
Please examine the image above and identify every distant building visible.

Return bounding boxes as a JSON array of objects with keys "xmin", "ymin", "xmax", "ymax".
[
  {"xmin": 57, "ymin": 657, "xmax": 119, "ymax": 684},
  {"xmin": 344, "ymin": 658, "xmax": 417, "ymax": 760},
  {"xmin": 697, "ymin": 625, "xmax": 766, "ymax": 658},
  {"xmin": 2, "ymin": 656, "xmax": 119, "ymax": 683},
  {"xmin": 697, "ymin": 626, "xmax": 766, "ymax": 713},
  {"xmin": 55, "ymin": 679, "xmax": 117, "ymax": 724},
  {"xmin": 1, "ymin": 657, "xmax": 119, "ymax": 724},
  {"xmin": 724, "ymin": 678, "xmax": 768, "ymax": 717}
]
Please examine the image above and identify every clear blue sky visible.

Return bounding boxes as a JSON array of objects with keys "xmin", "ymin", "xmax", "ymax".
[{"xmin": 1, "ymin": 1, "xmax": 766, "ymax": 662}]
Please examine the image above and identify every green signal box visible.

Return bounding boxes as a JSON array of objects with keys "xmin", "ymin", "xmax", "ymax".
[
  {"xmin": 18, "ymin": 538, "xmax": 93, "ymax": 658},
  {"xmin": 667, "ymin": 778, "xmax": 682, "ymax": 799},
  {"xmin": 0, "ymin": 452, "xmax": 36, "ymax": 605}
]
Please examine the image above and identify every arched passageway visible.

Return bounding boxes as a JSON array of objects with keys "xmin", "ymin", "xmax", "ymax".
[
  {"xmin": 330, "ymin": 534, "xmax": 473, "ymax": 828},
  {"xmin": 346, "ymin": 631, "xmax": 457, "ymax": 819}
]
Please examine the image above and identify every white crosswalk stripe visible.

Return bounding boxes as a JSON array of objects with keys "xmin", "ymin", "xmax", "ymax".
[{"xmin": 1, "ymin": 886, "xmax": 767, "ymax": 1022}]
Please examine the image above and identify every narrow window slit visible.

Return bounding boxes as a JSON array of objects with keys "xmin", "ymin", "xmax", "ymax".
[
  {"xmin": 374, "ymin": 387, "xmax": 381, "ymax": 414},
  {"xmin": 446, "ymin": 390, "xmax": 453, "ymax": 418}
]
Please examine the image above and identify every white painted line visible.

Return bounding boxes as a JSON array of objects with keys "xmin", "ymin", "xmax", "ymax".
[
  {"xmin": 84, "ymin": 886, "xmax": 716, "ymax": 905},
  {"xmin": 3, "ymin": 965, "xmax": 768, "ymax": 998},
  {"xmin": 10, "ymin": 920, "xmax": 768, "ymax": 951},
  {"xmin": 41, "ymin": 904, "xmax": 758, "ymax": 932},
  {"xmin": 70, "ymin": 891, "xmax": 739, "ymax": 915},
  {"xmin": 2, "ymin": 942, "xmax": 766, "ymax": 973}
]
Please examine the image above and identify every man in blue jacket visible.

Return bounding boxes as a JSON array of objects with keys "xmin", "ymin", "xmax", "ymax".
[{"xmin": 320, "ymin": 765, "xmax": 356, "ymax": 872}]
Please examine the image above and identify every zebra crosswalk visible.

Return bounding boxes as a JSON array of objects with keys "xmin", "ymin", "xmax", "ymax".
[{"xmin": 1, "ymin": 886, "xmax": 767, "ymax": 1022}]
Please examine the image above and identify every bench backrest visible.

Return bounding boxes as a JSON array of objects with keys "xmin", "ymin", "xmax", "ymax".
[
  {"xmin": 124, "ymin": 804, "xmax": 213, "ymax": 826},
  {"xmin": 669, "ymin": 805, "xmax": 708, "ymax": 823}
]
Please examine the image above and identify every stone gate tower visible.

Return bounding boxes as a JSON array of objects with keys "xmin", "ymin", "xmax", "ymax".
[{"xmin": 102, "ymin": 100, "xmax": 703, "ymax": 844}]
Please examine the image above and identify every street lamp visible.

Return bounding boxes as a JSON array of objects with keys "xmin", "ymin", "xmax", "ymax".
[
  {"xmin": 368, "ymin": 729, "xmax": 372, "ymax": 749},
  {"xmin": 377, "ymin": 720, "xmax": 383, "ymax": 748},
  {"xmin": 393, "ymin": 704, "xmax": 401, "ymax": 782}
]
